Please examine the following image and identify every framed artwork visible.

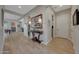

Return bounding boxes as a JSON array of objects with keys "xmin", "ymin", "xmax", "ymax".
[{"xmin": 30, "ymin": 14, "xmax": 43, "ymax": 29}]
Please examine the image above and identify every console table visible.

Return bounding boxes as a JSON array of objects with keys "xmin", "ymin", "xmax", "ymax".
[{"xmin": 30, "ymin": 30, "xmax": 43, "ymax": 43}]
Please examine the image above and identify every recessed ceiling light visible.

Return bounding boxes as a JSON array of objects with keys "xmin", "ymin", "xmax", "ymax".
[
  {"xmin": 59, "ymin": 5, "xmax": 63, "ymax": 7},
  {"xmin": 18, "ymin": 6, "xmax": 22, "ymax": 8}
]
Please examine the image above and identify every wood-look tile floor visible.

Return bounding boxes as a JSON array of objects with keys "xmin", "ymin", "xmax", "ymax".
[{"xmin": 3, "ymin": 32, "xmax": 75, "ymax": 54}]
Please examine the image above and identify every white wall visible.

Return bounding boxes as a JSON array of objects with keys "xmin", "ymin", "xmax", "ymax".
[
  {"xmin": 24, "ymin": 17, "xmax": 29, "ymax": 37},
  {"xmin": 71, "ymin": 5, "xmax": 79, "ymax": 53},
  {"xmin": 24, "ymin": 6, "xmax": 55, "ymax": 45},
  {"xmin": 17, "ymin": 18, "xmax": 29, "ymax": 37},
  {"xmin": 20, "ymin": 18, "xmax": 28, "ymax": 37},
  {"xmin": 55, "ymin": 9, "xmax": 71, "ymax": 39},
  {"xmin": 44, "ymin": 7, "xmax": 55, "ymax": 43},
  {"xmin": 16, "ymin": 21, "xmax": 21, "ymax": 32},
  {"xmin": 24, "ymin": 6, "xmax": 48, "ymax": 44},
  {"xmin": 0, "ymin": 5, "xmax": 4, "ymax": 53}
]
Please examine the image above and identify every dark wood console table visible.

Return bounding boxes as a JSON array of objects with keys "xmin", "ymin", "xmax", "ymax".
[{"xmin": 30, "ymin": 30, "xmax": 43, "ymax": 43}]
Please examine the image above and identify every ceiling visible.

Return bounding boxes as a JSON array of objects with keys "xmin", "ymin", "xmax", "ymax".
[
  {"xmin": 5, "ymin": 5, "xmax": 37, "ymax": 15},
  {"xmin": 51, "ymin": 5, "xmax": 71, "ymax": 12},
  {"xmin": 4, "ymin": 12, "xmax": 20, "ymax": 21},
  {"xmin": 4, "ymin": 5, "xmax": 37, "ymax": 21},
  {"xmin": 4, "ymin": 5, "xmax": 71, "ymax": 22},
  {"xmin": 4, "ymin": 5, "xmax": 71, "ymax": 15}
]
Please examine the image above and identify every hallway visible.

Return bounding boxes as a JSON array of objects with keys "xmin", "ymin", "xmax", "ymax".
[
  {"xmin": 0, "ymin": 5, "xmax": 78, "ymax": 54},
  {"xmin": 0, "ymin": 0, "xmax": 79, "ymax": 59}
]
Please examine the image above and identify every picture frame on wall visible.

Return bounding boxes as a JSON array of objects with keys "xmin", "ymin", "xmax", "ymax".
[{"xmin": 31, "ymin": 14, "xmax": 43, "ymax": 29}]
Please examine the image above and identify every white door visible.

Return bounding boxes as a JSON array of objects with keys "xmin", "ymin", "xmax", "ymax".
[{"xmin": 56, "ymin": 11, "xmax": 70, "ymax": 39}]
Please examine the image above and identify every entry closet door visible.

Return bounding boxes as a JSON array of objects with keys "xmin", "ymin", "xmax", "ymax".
[{"xmin": 56, "ymin": 10, "xmax": 70, "ymax": 39}]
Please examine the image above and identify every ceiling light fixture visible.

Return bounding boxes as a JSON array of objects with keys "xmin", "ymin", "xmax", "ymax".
[{"xmin": 59, "ymin": 5, "xmax": 63, "ymax": 7}]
